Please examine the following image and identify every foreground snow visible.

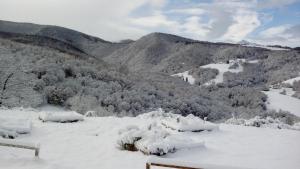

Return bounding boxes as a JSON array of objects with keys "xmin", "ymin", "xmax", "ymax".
[{"xmin": 0, "ymin": 107, "xmax": 300, "ymax": 169}]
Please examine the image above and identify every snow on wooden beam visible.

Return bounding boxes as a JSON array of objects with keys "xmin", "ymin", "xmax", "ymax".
[{"xmin": 0, "ymin": 138, "xmax": 40, "ymax": 157}]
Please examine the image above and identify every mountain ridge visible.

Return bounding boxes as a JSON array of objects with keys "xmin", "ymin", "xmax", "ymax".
[{"xmin": 0, "ymin": 20, "xmax": 126, "ymax": 58}]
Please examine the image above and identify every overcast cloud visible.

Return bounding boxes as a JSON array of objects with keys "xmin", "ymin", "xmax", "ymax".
[{"xmin": 0, "ymin": 0, "xmax": 299, "ymax": 47}]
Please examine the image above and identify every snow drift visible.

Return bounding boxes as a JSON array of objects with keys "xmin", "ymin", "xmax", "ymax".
[
  {"xmin": 39, "ymin": 111, "xmax": 84, "ymax": 122},
  {"xmin": 0, "ymin": 117, "xmax": 32, "ymax": 138}
]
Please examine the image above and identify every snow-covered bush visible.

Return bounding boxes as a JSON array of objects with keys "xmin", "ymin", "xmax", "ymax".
[
  {"xmin": 138, "ymin": 109, "xmax": 218, "ymax": 132},
  {"xmin": 135, "ymin": 131, "xmax": 203, "ymax": 156},
  {"xmin": 224, "ymin": 118, "xmax": 246, "ymax": 125},
  {"xmin": 117, "ymin": 125, "xmax": 143, "ymax": 151},
  {"xmin": 292, "ymin": 92, "xmax": 300, "ymax": 99},
  {"xmin": 190, "ymin": 68, "xmax": 218, "ymax": 85},
  {"xmin": 134, "ymin": 130, "xmax": 174, "ymax": 155},
  {"xmin": 0, "ymin": 128, "xmax": 18, "ymax": 139},
  {"xmin": 228, "ymin": 62, "xmax": 239, "ymax": 69},
  {"xmin": 292, "ymin": 81, "xmax": 300, "ymax": 99},
  {"xmin": 226, "ymin": 116, "xmax": 300, "ymax": 130},
  {"xmin": 117, "ymin": 122, "xmax": 204, "ymax": 156},
  {"xmin": 117, "ymin": 123, "xmax": 172, "ymax": 155},
  {"xmin": 280, "ymin": 89, "xmax": 287, "ymax": 95},
  {"xmin": 118, "ymin": 110, "xmax": 209, "ymax": 155},
  {"xmin": 161, "ymin": 114, "xmax": 218, "ymax": 132},
  {"xmin": 292, "ymin": 80, "xmax": 300, "ymax": 91},
  {"xmin": 45, "ymin": 86, "xmax": 73, "ymax": 106},
  {"xmin": 208, "ymin": 86, "xmax": 267, "ymax": 118},
  {"xmin": 84, "ymin": 110, "xmax": 104, "ymax": 117},
  {"xmin": 223, "ymin": 63, "xmax": 266, "ymax": 87},
  {"xmin": 293, "ymin": 122, "xmax": 300, "ymax": 130}
]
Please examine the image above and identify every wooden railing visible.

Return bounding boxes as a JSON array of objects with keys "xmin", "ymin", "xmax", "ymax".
[
  {"xmin": 146, "ymin": 157, "xmax": 249, "ymax": 169},
  {"xmin": 146, "ymin": 157, "xmax": 204, "ymax": 169},
  {"xmin": 0, "ymin": 139, "xmax": 40, "ymax": 157},
  {"xmin": 146, "ymin": 162, "xmax": 203, "ymax": 169}
]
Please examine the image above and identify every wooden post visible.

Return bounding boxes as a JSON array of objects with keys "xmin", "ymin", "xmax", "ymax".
[
  {"xmin": 146, "ymin": 163, "xmax": 150, "ymax": 169},
  {"xmin": 35, "ymin": 148, "xmax": 39, "ymax": 157}
]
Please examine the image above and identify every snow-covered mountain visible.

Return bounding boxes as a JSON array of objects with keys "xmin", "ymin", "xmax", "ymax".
[
  {"xmin": 238, "ymin": 40, "xmax": 261, "ymax": 46},
  {"xmin": 238, "ymin": 40, "xmax": 291, "ymax": 51},
  {"xmin": 0, "ymin": 20, "xmax": 127, "ymax": 58},
  {"xmin": 0, "ymin": 20, "xmax": 299, "ymax": 122}
]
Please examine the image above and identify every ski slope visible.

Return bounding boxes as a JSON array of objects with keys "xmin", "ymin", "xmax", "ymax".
[{"xmin": 0, "ymin": 107, "xmax": 300, "ymax": 169}]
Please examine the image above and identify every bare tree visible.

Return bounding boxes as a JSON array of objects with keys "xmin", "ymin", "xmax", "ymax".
[{"xmin": 0, "ymin": 72, "xmax": 13, "ymax": 105}]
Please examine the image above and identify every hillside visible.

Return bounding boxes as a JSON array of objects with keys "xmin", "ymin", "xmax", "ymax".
[
  {"xmin": 0, "ymin": 20, "xmax": 128, "ymax": 58},
  {"xmin": 104, "ymin": 32, "xmax": 271, "ymax": 74},
  {"xmin": 0, "ymin": 20, "xmax": 299, "ymax": 123}
]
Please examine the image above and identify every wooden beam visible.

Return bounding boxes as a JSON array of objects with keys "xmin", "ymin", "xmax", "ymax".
[
  {"xmin": 0, "ymin": 140, "xmax": 40, "ymax": 157},
  {"xmin": 146, "ymin": 163, "xmax": 151, "ymax": 169},
  {"xmin": 147, "ymin": 162, "xmax": 204, "ymax": 169}
]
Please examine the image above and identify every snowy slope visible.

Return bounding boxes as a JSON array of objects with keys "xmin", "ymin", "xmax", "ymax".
[
  {"xmin": 263, "ymin": 89, "xmax": 300, "ymax": 117},
  {"xmin": 238, "ymin": 40, "xmax": 290, "ymax": 51},
  {"xmin": 201, "ymin": 60, "xmax": 244, "ymax": 85},
  {"xmin": 0, "ymin": 107, "xmax": 300, "ymax": 169},
  {"xmin": 172, "ymin": 71, "xmax": 195, "ymax": 85},
  {"xmin": 282, "ymin": 76, "xmax": 300, "ymax": 85}
]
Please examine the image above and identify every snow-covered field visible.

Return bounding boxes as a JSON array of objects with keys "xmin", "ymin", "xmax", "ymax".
[{"xmin": 0, "ymin": 107, "xmax": 300, "ymax": 169}]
